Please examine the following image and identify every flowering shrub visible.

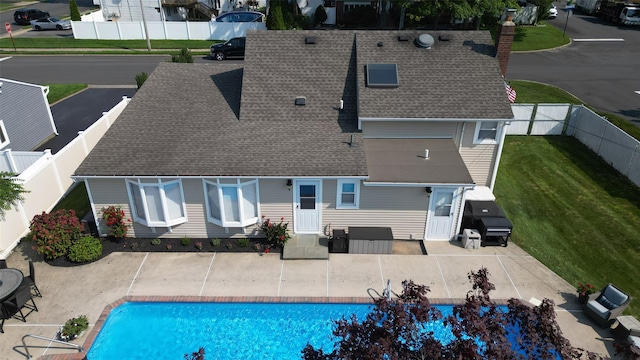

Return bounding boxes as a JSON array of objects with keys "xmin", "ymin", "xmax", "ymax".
[
  {"xmin": 101, "ymin": 206, "xmax": 130, "ymax": 238},
  {"xmin": 260, "ymin": 216, "xmax": 291, "ymax": 247},
  {"xmin": 577, "ymin": 282, "xmax": 596, "ymax": 297},
  {"xmin": 30, "ymin": 209, "xmax": 82, "ymax": 259}
]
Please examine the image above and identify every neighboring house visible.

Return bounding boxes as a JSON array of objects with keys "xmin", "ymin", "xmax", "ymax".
[
  {"xmin": 0, "ymin": 79, "xmax": 56, "ymax": 152},
  {"xmin": 73, "ymin": 27, "xmax": 514, "ymax": 242}
]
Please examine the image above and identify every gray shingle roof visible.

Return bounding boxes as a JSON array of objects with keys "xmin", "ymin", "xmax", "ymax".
[
  {"xmin": 75, "ymin": 30, "xmax": 512, "ymax": 178},
  {"xmin": 355, "ymin": 30, "xmax": 514, "ymax": 120}
]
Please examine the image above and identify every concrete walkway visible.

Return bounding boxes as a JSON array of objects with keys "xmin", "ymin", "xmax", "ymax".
[{"xmin": 0, "ymin": 242, "xmax": 620, "ymax": 359}]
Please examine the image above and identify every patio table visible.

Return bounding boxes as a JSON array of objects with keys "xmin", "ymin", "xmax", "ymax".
[{"xmin": 0, "ymin": 268, "xmax": 24, "ymax": 302}]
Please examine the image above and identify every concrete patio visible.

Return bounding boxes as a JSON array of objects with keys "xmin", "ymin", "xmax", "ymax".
[{"xmin": 0, "ymin": 241, "xmax": 622, "ymax": 359}]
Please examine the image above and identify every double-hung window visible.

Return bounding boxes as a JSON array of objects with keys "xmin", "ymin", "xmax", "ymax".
[
  {"xmin": 336, "ymin": 179, "xmax": 360, "ymax": 209},
  {"xmin": 204, "ymin": 179, "xmax": 259, "ymax": 227},
  {"xmin": 473, "ymin": 121, "xmax": 500, "ymax": 144},
  {"xmin": 0, "ymin": 121, "xmax": 9, "ymax": 149},
  {"xmin": 127, "ymin": 179, "xmax": 187, "ymax": 227}
]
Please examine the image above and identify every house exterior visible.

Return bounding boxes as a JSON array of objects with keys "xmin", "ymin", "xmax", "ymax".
[
  {"xmin": 0, "ymin": 79, "xmax": 57, "ymax": 152},
  {"xmin": 73, "ymin": 29, "xmax": 514, "ymax": 242}
]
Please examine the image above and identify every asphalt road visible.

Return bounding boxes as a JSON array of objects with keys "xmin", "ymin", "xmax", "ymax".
[
  {"xmin": 0, "ymin": 55, "xmax": 237, "ymax": 85},
  {"xmin": 507, "ymin": 7, "xmax": 640, "ymax": 125}
]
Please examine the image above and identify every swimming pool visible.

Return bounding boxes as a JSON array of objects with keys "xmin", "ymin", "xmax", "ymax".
[{"xmin": 86, "ymin": 302, "xmax": 459, "ymax": 359}]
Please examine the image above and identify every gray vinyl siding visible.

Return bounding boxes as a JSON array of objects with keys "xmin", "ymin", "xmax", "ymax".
[
  {"xmin": 0, "ymin": 79, "xmax": 55, "ymax": 151},
  {"xmin": 362, "ymin": 121, "xmax": 459, "ymax": 140},
  {"xmin": 459, "ymin": 122, "xmax": 497, "ymax": 187},
  {"xmin": 322, "ymin": 179, "xmax": 428, "ymax": 240}
]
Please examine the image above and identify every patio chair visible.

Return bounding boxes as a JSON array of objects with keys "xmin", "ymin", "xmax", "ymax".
[
  {"xmin": 582, "ymin": 283, "xmax": 632, "ymax": 327},
  {"xmin": 2, "ymin": 284, "xmax": 38, "ymax": 322},
  {"xmin": 20, "ymin": 260, "xmax": 41, "ymax": 297},
  {"xmin": 0, "ymin": 303, "xmax": 11, "ymax": 333}
]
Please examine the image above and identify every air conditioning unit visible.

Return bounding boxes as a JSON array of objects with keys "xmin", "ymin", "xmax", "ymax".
[{"xmin": 462, "ymin": 229, "xmax": 481, "ymax": 249}]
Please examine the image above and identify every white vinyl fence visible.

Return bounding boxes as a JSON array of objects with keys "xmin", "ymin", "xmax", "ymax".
[
  {"xmin": 72, "ymin": 20, "xmax": 266, "ymax": 40},
  {"xmin": 0, "ymin": 97, "xmax": 130, "ymax": 258},
  {"xmin": 508, "ymin": 103, "xmax": 640, "ymax": 188}
]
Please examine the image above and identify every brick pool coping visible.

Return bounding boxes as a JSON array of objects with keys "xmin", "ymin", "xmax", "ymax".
[{"xmin": 39, "ymin": 296, "xmax": 512, "ymax": 360}]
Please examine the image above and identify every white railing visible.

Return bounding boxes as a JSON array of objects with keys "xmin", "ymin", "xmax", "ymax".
[
  {"xmin": 0, "ymin": 97, "xmax": 130, "ymax": 259},
  {"xmin": 71, "ymin": 20, "xmax": 266, "ymax": 40},
  {"xmin": 508, "ymin": 103, "xmax": 640, "ymax": 188}
]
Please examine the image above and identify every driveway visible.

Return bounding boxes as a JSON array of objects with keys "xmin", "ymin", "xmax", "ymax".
[{"xmin": 35, "ymin": 87, "xmax": 137, "ymax": 154}]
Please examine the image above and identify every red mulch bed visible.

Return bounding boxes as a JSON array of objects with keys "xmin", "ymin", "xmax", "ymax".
[{"xmin": 45, "ymin": 237, "xmax": 279, "ymax": 267}]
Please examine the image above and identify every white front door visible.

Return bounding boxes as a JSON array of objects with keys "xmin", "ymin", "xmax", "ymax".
[
  {"xmin": 294, "ymin": 180, "xmax": 321, "ymax": 234},
  {"xmin": 426, "ymin": 188, "xmax": 458, "ymax": 240}
]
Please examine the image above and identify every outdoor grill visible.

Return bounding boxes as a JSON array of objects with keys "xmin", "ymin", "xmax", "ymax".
[{"xmin": 461, "ymin": 200, "xmax": 513, "ymax": 247}]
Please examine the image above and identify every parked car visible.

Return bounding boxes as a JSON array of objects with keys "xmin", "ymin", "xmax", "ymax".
[
  {"xmin": 549, "ymin": 3, "xmax": 558, "ymax": 18},
  {"xmin": 14, "ymin": 8, "xmax": 50, "ymax": 25},
  {"xmin": 214, "ymin": 11, "xmax": 264, "ymax": 22},
  {"xmin": 210, "ymin": 37, "xmax": 246, "ymax": 61},
  {"xmin": 30, "ymin": 17, "xmax": 72, "ymax": 31}
]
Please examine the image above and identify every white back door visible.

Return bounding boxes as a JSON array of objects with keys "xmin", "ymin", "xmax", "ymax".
[
  {"xmin": 426, "ymin": 188, "xmax": 458, "ymax": 240},
  {"xmin": 294, "ymin": 180, "xmax": 321, "ymax": 233}
]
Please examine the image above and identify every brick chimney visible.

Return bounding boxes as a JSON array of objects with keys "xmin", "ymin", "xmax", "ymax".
[{"xmin": 495, "ymin": 9, "xmax": 516, "ymax": 77}]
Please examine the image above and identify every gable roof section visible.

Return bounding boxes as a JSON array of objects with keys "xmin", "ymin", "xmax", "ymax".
[
  {"xmin": 240, "ymin": 30, "xmax": 366, "ymax": 177},
  {"xmin": 355, "ymin": 31, "xmax": 514, "ymax": 120},
  {"xmin": 75, "ymin": 63, "xmax": 246, "ymax": 176}
]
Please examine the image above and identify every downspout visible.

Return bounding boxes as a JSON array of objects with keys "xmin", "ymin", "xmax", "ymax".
[{"xmin": 489, "ymin": 121, "xmax": 509, "ymax": 191}]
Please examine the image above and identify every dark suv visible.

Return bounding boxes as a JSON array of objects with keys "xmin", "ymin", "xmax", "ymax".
[
  {"xmin": 14, "ymin": 9, "xmax": 50, "ymax": 25},
  {"xmin": 210, "ymin": 37, "xmax": 246, "ymax": 61}
]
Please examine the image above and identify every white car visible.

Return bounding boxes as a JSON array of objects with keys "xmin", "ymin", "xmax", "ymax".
[
  {"xmin": 30, "ymin": 17, "xmax": 72, "ymax": 31},
  {"xmin": 549, "ymin": 3, "xmax": 558, "ymax": 18}
]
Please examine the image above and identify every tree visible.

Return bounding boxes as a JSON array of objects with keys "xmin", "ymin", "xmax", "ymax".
[
  {"xmin": 529, "ymin": 0, "xmax": 555, "ymax": 22},
  {"xmin": 399, "ymin": 0, "xmax": 518, "ymax": 30},
  {"xmin": 0, "ymin": 171, "xmax": 28, "ymax": 218},
  {"xmin": 302, "ymin": 268, "xmax": 605, "ymax": 360},
  {"xmin": 69, "ymin": 0, "xmax": 82, "ymax": 21},
  {"xmin": 315, "ymin": 5, "xmax": 328, "ymax": 26},
  {"xmin": 266, "ymin": 0, "xmax": 287, "ymax": 30}
]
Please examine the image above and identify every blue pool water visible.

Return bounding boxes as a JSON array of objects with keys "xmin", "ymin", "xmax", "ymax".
[{"xmin": 86, "ymin": 302, "xmax": 460, "ymax": 360}]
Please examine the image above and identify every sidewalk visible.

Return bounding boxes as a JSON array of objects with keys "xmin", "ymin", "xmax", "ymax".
[{"xmin": 0, "ymin": 242, "xmax": 620, "ymax": 359}]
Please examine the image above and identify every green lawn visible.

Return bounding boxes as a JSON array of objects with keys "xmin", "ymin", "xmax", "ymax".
[
  {"xmin": 511, "ymin": 22, "xmax": 570, "ymax": 51},
  {"xmin": 53, "ymin": 182, "xmax": 91, "ymax": 219},
  {"xmin": 46, "ymin": 83, "xmax": 88, "ymax": 104},
  {"xmin": 495, "ymin": 136, "xmax": 640, "ymax": 318},
  {"xmin": 0, "ymin": 38, "xmax": 214, "ymax": 54}
]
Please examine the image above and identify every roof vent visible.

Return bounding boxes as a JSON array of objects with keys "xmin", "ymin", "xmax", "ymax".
[
  {"xmin": 397, "ymin": 35, "xmax": 410, "ymax": 42},
  {"xmin": 438, "ymin": 34, "xmax": 450, "ymax": 41},
  {"xmin": 305, "ymin": 36, "xmax": 317, "ymax": 44},
  {"xmin": 295, "ymin": 96, "xmax": 306, "ymax": 106},
  {"xmin": 416, "ymin": 34, "xmax": 435, "ymax": 49},
  {"xmin": 377, "ymin": 41, "xmax": 384, "ymax": 47}
]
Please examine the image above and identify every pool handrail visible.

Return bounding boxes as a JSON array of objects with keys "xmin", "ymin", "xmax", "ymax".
[{"xmin": 21, "ymin": 333, "xmax": 84, "ymax": 359}]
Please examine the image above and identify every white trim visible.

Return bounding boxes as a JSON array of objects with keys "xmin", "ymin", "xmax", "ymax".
[
  {"xmin": 0, "ymin": 120, "xmax": 10, "ymax": 149},
  {"xmin": 473, "ymin": 121, "xmax": 500, "ymax": 145},
  {"xmin": 126, "ymin": 178, "xmax": 188, "ymax": 227},
  {"xmin": 336, "ymin": 179, "xmax": 360, "ymax": 209},
  {"xmin": 360, "ymin": 117, "xmax": 513, "ymax": 122},
  {"xmin": 84, "ymin": 178, "xmax": 104, "ymax": 236},
  {"xmin": 363, "ymin": 181, "xmax": 475, "ymax": 187},
  {"xmin": 202, "ymin": 178, "xmax": 260, "ymax": 228},
  {"xmin": 73, "ymin": 175, "xmax": 369, "ymax": 180},
  {"xmin": 489, "ymin": 122, "xmax": 509, "ymax": 190}
]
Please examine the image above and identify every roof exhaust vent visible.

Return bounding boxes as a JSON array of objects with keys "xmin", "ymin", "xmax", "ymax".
[
  {"xmin": 305, "ymin": 36, "xmax": 317, "ymax": 44},
  {"xmin": 438, "ymin": 34, "xmax": 450, "ymax": 41},
  {"xmin": 416, "ymin": 34, "xmax": 435, "ymax": 49},
  {"xmin": 377, "ymin": 41, "xmax": 384, "ymax": 47},
  {"xmin": 397, "ymin": 35, "xmax": 410, "ymax": 42},
  {"xmin": 295, "ymin": 96, "xmax": 306, "ymax": 106}
]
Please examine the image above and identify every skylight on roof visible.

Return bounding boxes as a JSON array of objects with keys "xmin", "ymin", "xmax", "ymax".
[{"xmin": 366, "ymin": 63, "xmax": 399, "ymax": 88}]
